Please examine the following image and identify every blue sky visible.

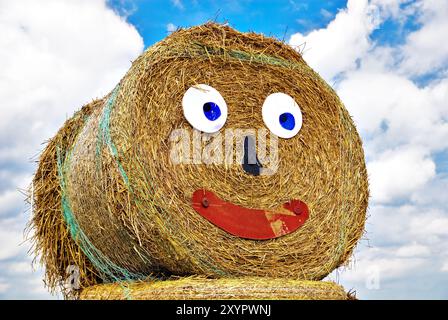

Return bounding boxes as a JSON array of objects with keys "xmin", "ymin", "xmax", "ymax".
[
  {"xmin": 108, "ymin": 0, "xmax": 346, "ymax": 45},
  {"xmin": 107, "ymin": 0, "xmax": 423, "ymax": 50},
  {"xmin": 0, "ymin": 0, "xmax": 447, "ymax": 299}
]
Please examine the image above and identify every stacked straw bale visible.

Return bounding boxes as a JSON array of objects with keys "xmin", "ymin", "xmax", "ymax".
[
  {"xmin": 80, "ymin": 277, "xmax": 348, "ymax": 300},
  {"xmin": 30, "ymin": 23, "xmax": 368, "ymax": 299}
]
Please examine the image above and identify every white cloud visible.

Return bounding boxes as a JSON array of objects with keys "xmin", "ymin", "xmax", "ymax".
[
  {"xmin": 396, "ymin": 242, "xmax": 430, "ymax": 257},
  {"xmin": 289, "ymin": 0, "xmax": 419, "ymax": 81},
  {"xmin": 0, "ymin": 0, "xmax": 144, "ymax": 298},
  {"xmin": 327, "ymin": 237, "xmax": 446, "ymax": 297},
  {"xmin": 0, "ymin": 256, "xmax": 55, "ymax": 299},
  {"xmin": 0, "ymin": 0, "xmax": 144, "ymax": 167},
  {"xmin": 410, "ymin": 215, "xmax": 448, "ymax": 238},
  {"xmin": 320, "ymin": 8, "xmax": 333, "ymax": 19},
  {"xmin": 367, "ymin": 146, "xmax": 435, "ymax": 203},
  {"xmin": 291, "ymin": 0, "xmax": 448, "ymax": 205},
  {"xmin": 330, "ymin": 246, "xmax": 426, "ymax": 283},
  {"xmin": 290, "ymin": 0, "xmax": 448, "ymax": 298},
  {"xmin": 367, "ymin": 204, "xmax": 448, "ymax": 247},
  {"xmin": 442, "ymin": 261, "xmax": 448, "ymax": 272},
  {"xmin": 167, "ymin": 23, "xmax": 177, "ymax": 33},
  {"xmin": 337, "ymin": 72, "xmax": 448, "ymax": 154},
  {"xmin": 411, "ymin": 175, "xmax": 448, "ymax": 207},
  {"xmin": 0, "ymin": 218, "xmax": 24, "ymax": 260},
  {"xmin": 0, "ymin": 280, "xmax": 11, "ymax": 294},
  {"xmin": 171, "ymin": 0, "xmax": 184, "ymax": 10},
  {"xmin": 399, "ymin": 0, "xmax": 448, "ymax": 76},
  {"xmin": 6, "ymin": 261, "xmax": 33, "ymax": 274},
  {"xmin": 289, "ymin": 0, "xmax": 381, "ymax": 80},
  {"xmin": 0, "ymin": 189, "xmax": 24, "ymax": 217}
]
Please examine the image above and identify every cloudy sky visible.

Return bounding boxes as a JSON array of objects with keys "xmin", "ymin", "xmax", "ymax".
[{"xmin": 0, "ymin": 0, "xmax": 447, "ymax": 299}]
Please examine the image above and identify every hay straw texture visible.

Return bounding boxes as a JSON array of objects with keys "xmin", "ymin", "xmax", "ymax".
[
  {"xmin": 30, "ymin": 23, "xmax": 368, "ymax": 298},
  {"xmin": 80, "ymin": 277, "xmax": 348, "ymax": 300}
]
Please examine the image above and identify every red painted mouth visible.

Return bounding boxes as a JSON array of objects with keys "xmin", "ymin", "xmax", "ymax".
[{"xmin": 192, "ymin": 189, "xmax": 309, "ymax": 240}]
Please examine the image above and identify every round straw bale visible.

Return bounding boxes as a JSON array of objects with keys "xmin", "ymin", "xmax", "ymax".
[
  {"xmin": 29, "ymin": 99, "xmax": 104, "ymax": 294},
  {"xmin": 31, "ymin": 23, "xmax": 368, "ymax": 295}
]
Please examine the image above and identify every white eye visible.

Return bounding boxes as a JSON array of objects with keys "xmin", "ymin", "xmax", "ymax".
[
  {"xmin": 262, "ymin": 92, "xmax": 302, "ymax": 139},
  {"xmin": 182, "ymin": 84, "xmax": 228, "ymax": 133}
]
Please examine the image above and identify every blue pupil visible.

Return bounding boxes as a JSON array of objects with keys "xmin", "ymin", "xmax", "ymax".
[
  {"xmin": 279, "ymin": 112, "xmax": 295, "ymax": 130},
  {"xmin": 203, "ymin": 102, "xmax": 221, "ymax": 121}
]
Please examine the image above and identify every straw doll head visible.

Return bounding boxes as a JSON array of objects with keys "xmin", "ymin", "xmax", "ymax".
[{"xmin": 31, "ymin": 23, "xmax": 368, "ymax": 294}]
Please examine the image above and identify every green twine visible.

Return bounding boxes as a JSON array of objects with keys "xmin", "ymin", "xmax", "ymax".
[
  {"xmin": 96, "ymin": 86, "xmax": 130, "ymax": 187},
  {"xmin": 57, "ymin": 130, "xmax": 147, "ymax": 288},
  {"xmin": 95, "ymin": 85, "xmax": 226, "ymax": 277},
  {"xmin": 57, "ymin": 147, "xmax": 78, "ymax": 240},
  {"xmin": 184, "ymin": 42, "xmax": 309, "ymax": 71}
]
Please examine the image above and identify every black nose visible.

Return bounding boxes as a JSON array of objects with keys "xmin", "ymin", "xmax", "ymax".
[{"xmin": 242, "ymin": 136, "xmax": 263, "ymax": 176}]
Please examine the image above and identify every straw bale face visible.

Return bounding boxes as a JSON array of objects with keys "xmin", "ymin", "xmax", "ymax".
[{"xmin": 32, "ymin": 23, "xmax": 368, "ymax": 292}]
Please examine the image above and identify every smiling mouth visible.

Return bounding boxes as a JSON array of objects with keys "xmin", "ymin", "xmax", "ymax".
[{"xmin": 192, "ymin": 189, "xmax": 309, "ymax": 240}]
